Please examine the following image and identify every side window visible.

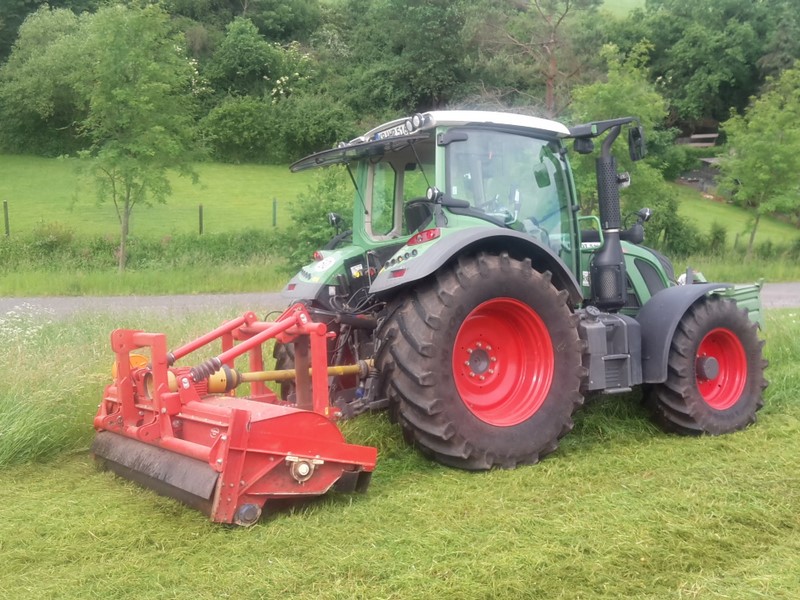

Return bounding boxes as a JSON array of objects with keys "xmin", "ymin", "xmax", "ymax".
[{"xmin": 369, "ymin": 162, "xmax": 397, "ymax": 237}]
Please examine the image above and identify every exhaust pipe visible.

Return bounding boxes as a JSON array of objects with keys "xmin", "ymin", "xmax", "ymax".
[{"xmin": 590, "ymin": 125, "xmax": 627, "ymax": 312}]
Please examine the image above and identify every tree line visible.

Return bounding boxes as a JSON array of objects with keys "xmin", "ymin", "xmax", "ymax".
[
  {"xmin": 0, "ymin": 0, "xmax": 798, "ymax": 268},
  {"xmin": 1, "ymin": 0, "xmax": 798, "ymax": 160}
]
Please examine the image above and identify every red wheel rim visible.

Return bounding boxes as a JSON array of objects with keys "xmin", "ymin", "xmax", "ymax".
[
  {"xmin": 695, "ymin": 327, "xmax": 747, "ymax": 410},
  {"xmin": 452, "ymin": 298, "xmax": 553, "ymax": 426}
]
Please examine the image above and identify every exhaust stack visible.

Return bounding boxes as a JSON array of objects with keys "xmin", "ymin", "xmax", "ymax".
[{"xmin": 590, "ymin": 125, "xmax": 627, "ymax": 312}]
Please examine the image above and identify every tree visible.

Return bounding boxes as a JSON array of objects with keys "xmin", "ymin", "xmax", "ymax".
[
  {"xmin": 0, "ymin": 7, "xmax": 84, "ymax": 155},
  {"xmin": 719, "ymin": 63, "xmax": 800, "ymax": 258},
  {"xmin": 569, "ymin": 44, "xmax": 674, "ymax": 231},
  {"xmin": 466, "ymin": 0, "xmax": 602, "ymax": 117},
  {"xmin": 339, "ymin": 0, "xmax": 470, "ymax": 113},
  {"xmin": 0, "ymin": 0, "xmax": 100, "ymax": 62},
  {"xmin": 625, "ymin": 0, "xmax": 768, "ymax": 125},
  {"xmin": 1, "ymin": 5, "xmax": 202, "ymax": 271}
]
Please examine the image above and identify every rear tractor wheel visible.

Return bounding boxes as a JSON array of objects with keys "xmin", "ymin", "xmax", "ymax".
[
  {"xmin": 646, "ymin": 296, "xmax": 767, "ymax": 435},
  {"xmin": 376, "ymin": 252, "xmax": 585, "ymax": 470}
]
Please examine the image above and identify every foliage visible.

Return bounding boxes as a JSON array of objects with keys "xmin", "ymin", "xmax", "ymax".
[
  {"xmin": 600, "ymin": 0, "xmax": 800, "ymax": 128},
  {"xmin": 718, "ymin": 63, "xmax": 800, "ymax": 258},
  {"xmin": 200, "ymin": 95, "xmax": 277, "ymax": 162},
  {"xmin": 465, "ymin": 0, "xmax": 603, "ymax": 117},
  {"xmin": 0, "ymin": 7, "xmax": 84, "ymax": 155},
  {"xmin": 203, "ymin": 17, "xmax": 309, "ymax": 98},
  {"xmin": 339, "ymin": 0, "xmax": 470, "ymax": 113},
  {"xmin": 277, "ymin": 167, "xmax": 353, "ymax": 271},
  {"xmin": 270, "ymin": 93, "xmax": 356, "ymax": 160},
  {"xmin": 0, "ymin": 226, "xmax": 279, "ymax": 273},
  {"xmin": 569, "ymin": 43, "xmax": 670, "ymax": 212},
  {"xmin": 1, "ymin": 5, "xmax": 203, "ymax": 270},
  {"xmin": 201, "ymin": 93, "xmax": 355, "ymax": 164}
]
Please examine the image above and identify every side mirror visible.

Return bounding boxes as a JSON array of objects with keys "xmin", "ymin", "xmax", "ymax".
[
  {"xmin": 628, "ymin": 126, "xmax": 646, "ymax": 161},
  {"xmin": 573, "ymin": 137, "xmax": 594, "ymax": 155}
]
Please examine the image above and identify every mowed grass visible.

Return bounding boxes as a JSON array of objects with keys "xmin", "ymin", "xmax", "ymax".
[
  {"xmin": 0, "ymin": 154, "xmax": 313, "ymax": 236},
  {"xmin": 0, "ymin": 306, "xmax": 799, "ymax": 598}
]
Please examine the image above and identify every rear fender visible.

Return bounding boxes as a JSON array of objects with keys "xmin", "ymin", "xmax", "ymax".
[
  {"xmin": 370, "ymin": 227, "xmax": 582, "ymax": 305},
  {"xmin": 636, "ymin": 283, "xmax": 733, "ymax": 383}
]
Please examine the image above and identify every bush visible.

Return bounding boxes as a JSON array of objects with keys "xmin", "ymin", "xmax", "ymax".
[
  {"xmin": 663, "ymin": 219, "xmax": 706, "ymax": 257},
  {"xmin": 271, "ymin": 94, "xmax": 356, "ymax": 161},
  {"xmin": 275, "ymin": 168, "xmax": 353, "ymax": 271},
  {"xmin": 0, "ymin": 226, "xmax": 279, "ymax": 272},
  {"xmin": 200, "ymin": 96, "xmax": 278, "ymax": 163},
  {"xmin": 201, "ymin": 93, "xmax": 357, "ymax": 164},
  {"xmin": 707, "ymin": 222, "xmax": 727, "ymax": 255}
]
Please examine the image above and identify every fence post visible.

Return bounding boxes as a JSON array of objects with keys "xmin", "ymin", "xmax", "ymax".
[
  {"xmin": 199, "ymin": 204, "xmax": 204, "ymax": 235},
  {"xmin": 3, "ymin": 200, "xmax": 9, "ymax": 237},
  {"xmin": 272, "ymin": 198, "xmax": 277, "ymax": 227}
]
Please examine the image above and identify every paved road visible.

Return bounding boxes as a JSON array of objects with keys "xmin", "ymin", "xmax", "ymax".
[{"xmin": 0, "ymin": 283, "xmax": 798, "ymax": 319}]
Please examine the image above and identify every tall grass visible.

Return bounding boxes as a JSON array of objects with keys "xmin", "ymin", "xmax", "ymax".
[{"xmin": 0, "ymin": 309, "xmax": 798, "ymax": 598}]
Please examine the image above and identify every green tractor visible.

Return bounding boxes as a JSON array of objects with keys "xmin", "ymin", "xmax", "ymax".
[{"xmin": 281, "ymin": 111, "xmax": 767, "ymax": 470}]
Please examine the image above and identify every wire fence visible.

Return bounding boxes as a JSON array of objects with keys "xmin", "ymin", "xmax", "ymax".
[{"xmin": 1, "ymin": 198, "xmax": 283, "ymax": 238}]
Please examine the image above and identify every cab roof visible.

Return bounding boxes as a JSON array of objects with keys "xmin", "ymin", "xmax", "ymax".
[{"xmin": 290, "ymin": 110, "xmax": 570, "ymax": 172}]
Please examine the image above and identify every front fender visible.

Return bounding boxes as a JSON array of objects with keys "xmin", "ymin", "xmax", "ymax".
[
  {"xmin": 370, "ymin": 227, "xmax": 582, "ymax": 305},
  {"xmin": 636, "ymin": 283, "xmax": 733, "ymax": 383}
]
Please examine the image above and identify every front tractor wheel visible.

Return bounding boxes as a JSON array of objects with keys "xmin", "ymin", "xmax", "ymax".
[
  {"xmin": 376, "ymin": 252, "xmax": 585, "ymax": 470},
  {"xmin": 646, "ymin": 296, "xmax": 767, "ymax": 435}
]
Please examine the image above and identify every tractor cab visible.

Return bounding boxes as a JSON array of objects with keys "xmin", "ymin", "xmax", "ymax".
[{"xmin": 286, "ymin": 111, "xmax": 582, "ymax": 309}]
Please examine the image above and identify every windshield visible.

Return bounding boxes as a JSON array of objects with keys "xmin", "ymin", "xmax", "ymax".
[{"xmin": 445, "ymin": 128, "xmax": 571, "ymax": 254}]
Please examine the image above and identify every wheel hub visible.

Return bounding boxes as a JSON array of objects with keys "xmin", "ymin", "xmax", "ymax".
[
  {"xmin": 696, "ymin": 355, "xmax": 720, "ymax": 381},
  {"xmin": 466, "ymin": 346, "xmax": 494, "ymax": 377}
]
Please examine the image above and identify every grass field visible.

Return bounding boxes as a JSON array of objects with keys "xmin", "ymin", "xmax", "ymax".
[
  {"xmin": 672, "ymin": 183, "xmax": 799, "ymax": 248},
  {"xmin": 603, "ymin": 0, "xmax": 645, "ymax": 16},
  {"xmin": 0, "ymin": 306, "xmax": 798, "ymax": 598},
  {"xmin": 0, "ymin": 154, "xmax": 312, "ymax": 236},
  {"xmin": 2, "ymin": 154, "xmax": 799, "ymax": 295}
]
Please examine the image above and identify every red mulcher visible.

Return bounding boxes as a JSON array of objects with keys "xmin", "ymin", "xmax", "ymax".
[{"xmin": 91, "ymin": 304, "xmax": 377, "ymax": 526}]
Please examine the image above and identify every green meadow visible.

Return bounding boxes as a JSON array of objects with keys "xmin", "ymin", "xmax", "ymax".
[
  {"xmin": 1, "ymin": 154, "xmax": 800, "ymax": 295},
  {"xmin": 0, "ymin": 155, "xmax": 312, "ymax": 236}
]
